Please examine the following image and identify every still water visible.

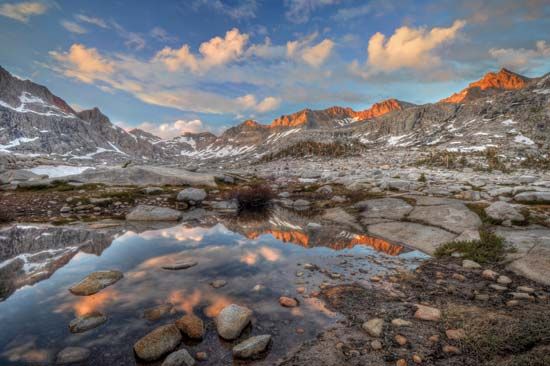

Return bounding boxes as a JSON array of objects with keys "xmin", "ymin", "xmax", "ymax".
[{"xmin": 0, "ymin": 207, "xmax": 427, "ymax": 365}]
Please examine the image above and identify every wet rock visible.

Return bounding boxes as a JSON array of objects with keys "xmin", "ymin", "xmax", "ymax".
[
  {"xmin": 216, "ymin": 304, "xmax": 253, "ymax": 340},
  {"xmin": 126, "ymin": 205, "xmax": 182, "ymax": 221},
  {"xmin": 69, "ymin": 312, "xmax": 107, "ymax": 333},
  {"xmin": 56, "ymin": 347, "xmax": 90, "ymax": 364},
  {"xmin": 446, "ymin": 329, "xmax": 466, "ymax": 340},
  {"xmin": 210, "ymin": 279, "xmax": 227, "ymax": 288},
  {"xmin": 177, "ymin": 188, "xmax": 207, "ymax": 204},
  {"xmin": 408, "ymin": 204, "xmax": 482, "ymax": 234},
  {"xmin": 143, "ymin": 303, "xmax": 174, "ymax": 321},
  {"xmin": 485, "ymin": 201, "xmax": 524, "ymax": 223},
  {"xmin": 161, "ymin": 349, "xmax": 195, "ymax": 366},
  {"xmin": 134, "ymin": 324, "xmax": 182, "ymax": 361},
  {"xmin": 69, "ymin": 270, "xmax": 123, "ymax": 296},
  {"xmin": 176, "ymin": 314, "xmax": 204, "ymax": 339},
  {"xmin": 279, "ymin": 296, "xmax": 298, "ymax": 307},
  {"xmin": 414, "ymin": 305, "xmax": 441, "ymax": 321},
  {"xmin": 232, "ymin": 334, "xmax": 271, "ymax": 359},
  {"xmin": 462, "ymin": 259, "xmax": 481, "ymax": 269},
  {"xmin": 362, "ymin": 318, "xmax": 384, "ymax": 337},
  {"xmin": 162, "ymin": 259, "xmax": 197, "ymax": 270}
]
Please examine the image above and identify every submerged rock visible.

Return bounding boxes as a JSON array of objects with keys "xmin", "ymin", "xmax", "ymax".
[
  {"xmin": 232, "ymin": 334, "xmax": 271, "ymax": 358},
  {"xmin": 56, "ymin": 347, "xmax": 90, "ymax": 364},
  {"xmin": 69, "ymin": 312, "xmax": 107, "ymax": 333},
  {"xmin": 69, "ymin": 270, "xmax": 123, "ymax": 296},
  {"xmin": 216, "ymin": 304, "xmax": 253, "ymax": 340},
  {"xmin": 161, "ymin": 259, "xmax": 197, "ymax": 270},
  {"xmin": 161, "ymin": 349, "xmax": 195, "ymax": 366},
  {"xmin": 279, "ymin": 296, "xmax": 298, "ymax": 307},
  {"xmin": 143, "ymin": 303, "xmax": 174, "ymax": 321},
  {"xmin": 126, "ymin": 205, "xmax": 182, "ymax": 221},
  {"xmin": 210, "ymin": 279, "xmax": 227, "ymax": 288},
  {"xmin": 134, "ymin": 324, "xmax": 182, "ymax": 361},
  {"xmin": 176, "ymin": 314, "xmax": 204, "ymax": 339}
]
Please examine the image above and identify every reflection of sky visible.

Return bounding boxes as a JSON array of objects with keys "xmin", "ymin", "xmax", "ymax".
[{"xmin": 0, "ymin": 222, "xmax": 426, "ymax": 365}]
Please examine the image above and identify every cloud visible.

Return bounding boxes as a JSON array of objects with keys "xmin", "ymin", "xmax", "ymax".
[
  {"xmin": 128, "ymin": 119, "xmax": 204, "ymax": 139},
  {"xmin": 366, "ymin": 19, "xmax": 466, "ymax": 72},
  {"xmin": 150, "ymin": 26, "xmax": 177, "ymax": 42},
  {"xmin": 154, "ymin": 28, "xmax": 249, "ymax": 72},
  {"xmin": 256, "ymin": 96, "xmax": 281, "ymax": 112},
  {"xmin": 287, "ymin": 33, "xmax": 334, "ymax": 67},
  {"xmin": 191, "ymin": 0, "xmax": 258, "ymax": 20},
  {"xmin": 0, "ymin": 1, "xmax": 47, "ymax": 22},
  {"xmin": 75, "ymin": 14, "xmax": 109, "ymax": 28},
  {"xmin": 49, "ymin": 44, "xmax": 114, "ymax": 83},
  {"xmin": 112, "ymin": 21, "xmax": 146, "ymax": 50},
  {"xmin": 489, "ymin": 40, "xmax": 550, "ymax": 71},
  {"xmin": 61, "ymin": 20, "xmax": 87, "ymax": 34},
  {"xmin": 284, "ymin": 0, "xmax": 340, "ymax": 23}
]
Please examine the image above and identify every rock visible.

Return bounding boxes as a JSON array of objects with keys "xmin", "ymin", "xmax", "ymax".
[
  {"xmin": 396, "ymin": 359, "xmax": 407, "ymax": 366},
  {"xmin": 69, "ymin": 270, "xmax": 123, "ymax": 296},
  {"xmin": 482, "ymin": 269, "xmax": 498, "ymax": 280},
  {"xmin": 497, "ymin": 275, "xmax": 512, "ymax": 285},
  {"xmin": 195, "ymin": 352, "xmax": 207, "ymax": 361},
  {"xmin": 142, "ymin": 187, "xmax": 163, "ymax": 195},
  {"xmin": 209, "ymin": 200, "xmax": 238, "ymax": 212},
  {"xmin": 69, "ymin": 312, "xmax": 107, "ymax": 333},
  {"xmin": 316, "ymin": 185, "xmax": 333, "ymax": 195},
  {"xmin": 485, "ymin": 201, "xmax": 524, "ymax": 223},
  {"xmin": 370, "ymin": 340, "xmax": 383, "ymax": 350},
  {"xmin": 133, "ymin": 324, "xmax": 182, "ymax": 361},
  {"xmin": 412, "ymin": 354, "xmax": 423, "ymax": 364},
  {"xmin": 408, "ymin": 204, "xmax": 482, "ymax": 234},
  {"xmin": 514, "ymin": 191, "xmax": 550, "ymax": 204},
  {"xmin": 446, "ymin": 329, "xmax": 466, "ymax": 340},
  {"xmin": 414, "ymin": 305, "xmax": 441, "ymax": 321},
  {"xmin": 367, "ymin": 222, "xmax": 456, "ymax": 254},
  {"xmin": 216, "ymin": 304, "xmax": 253, "ymax": 340},
  {"xmin": 293, "ymin": 199, "xmax": 311, "ymax": 207},
  {"xmin": 279, "ymin": 296, "xmax": 298, "ymax": 307},
  {"xmin": 176, "ymin": 314, "xmax": 204, "ymax": 339},
  {"xmin": 391, "ymin": 318, "xmax": 412, "ymax": 327},
  {"xmin": 362, "ymin": 318, "xmax": 384, "ymax": 337},
  {"xmin": 60, "ymin": 206, "xmax": 71, "ymax": 213},
  {"xmin": 161, "ymin": 349, "xmax": 195, "ymax": 366},
  {"xmin": 489, "ymin": 284, "xmax": 508, "ymax": 291},
  {"xmin": 395, "ymin": 334, "xmax": 408, "ymax": 346},
  {"xmin": 177, "ymin": 188, "xmax": 207, "ymax": 204},
  {"xmin": 517, "ymin": 286, "xmax": 535, "ymax": 293},
  {"xmin": 56, "ymin": 347, "xmax": 90, "ymax": 364},
  {"xmin": 210, "ymin": 279, "xmax": 227, "ymax": 288},
  {"xmin": 443, "ymin": 345, "xmax": 461, "ymax": 354},
  {"xmin": 126, "ymin": 205, "xmax": 182, "ymax": 221},
  {"xmin": 454, "ymin": 229, "xmax": 481, "ymax": 242},
  {"xmin": 232, "ymin": 334, "xmax": 271, "ymax": 359},
  {"xmin": 162, "ymin": 259, "xmax": 197, "ymax": 270},
  {"xmin": 462, "ymin": 259, "xmax": 481, "ymax": 269},
  {"xmin": 143, "ymin": 303, "xmax": 174, "ymax": 321},
  {"xmin": 358, "ymin": 198, "xmax": 413, "ymax": 220},
  {"xmin": 510, "ymin": 292, "xmax": 534, "ymax": 300}
]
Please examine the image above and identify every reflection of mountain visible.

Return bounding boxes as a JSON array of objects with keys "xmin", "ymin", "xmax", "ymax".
[
  {"xmin": 223, "ymin": 207, "xmax": 404, "ymax": 255},
  {"xmin": 0, "ymin": 225, "xmax": 119, "ymax": 301}
]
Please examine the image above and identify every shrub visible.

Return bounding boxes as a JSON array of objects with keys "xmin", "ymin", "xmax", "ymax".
[
  {"xmin": 435, "ymin": 230, "xmax": 508, "ymax": 264},
  {"xmin": 418, "ymin": 173, "xmax": 427, "ymax": 182},
  {"xmin": 230, "ymin": 184, "xmax": 274, "ymax": 211},
  {"xmin": 0, "ymin": 210, "xmax": 14, "ymax": 223}
]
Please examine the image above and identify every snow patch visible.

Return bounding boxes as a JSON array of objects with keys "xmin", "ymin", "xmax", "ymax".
[{"xmin": 26, "ymin": 165, "xmax": 92, "ymax": 178}]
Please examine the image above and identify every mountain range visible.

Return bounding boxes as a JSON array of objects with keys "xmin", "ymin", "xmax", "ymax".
[{"xmin": 1, "ymin": 66, "xmax": 548, "ymax": 164}]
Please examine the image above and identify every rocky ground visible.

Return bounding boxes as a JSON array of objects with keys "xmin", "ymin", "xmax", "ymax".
[{"xmin": 1, "ymin": 157, "xmax": 550, "ymax": 365}]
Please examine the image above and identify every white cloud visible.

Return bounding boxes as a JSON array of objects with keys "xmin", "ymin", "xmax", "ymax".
[
  {"xmin": 61, "ymin": 20, "xmax": 88, "ymax": 34},
  {"xmin": 112, "ymin": 21, "xmax": 146, "ymax": 50},
  {"xmin": 0, "ymin": 1, "xmax": 47, "ymax": 22},
  {"xmin": 150, "ymin": 26, "xmax": 177, "ymax": 42},
  {"xmin": 366, "ymin": 20, "xmax": 466, "ymax": 72},
  {"xmin": 129, "ymin": 119, "xmax": 205, "ymax": 139},
  {"xmin": 286, "ymin": 33, "xmax": 334, "ymax": 67},
  {"xmin": 75, "ymin": 14, "xmax": 109, "ymax": 28},
  {"xmin": 489, "ymin": 40, "xmax": 550, "ymax": 71},
  {"xmin": 256, "ymin": 96, "xmax": 281, "ymax": 112},
  {"xmin": 192, "ymin": 0, "xmax": 258, "ymax": 20},
  {"xmin": 50, "ymin": 44, "xmax": 114, "ymax": 83},
  {"xmin": 154, "ymin": 28, "xmax": 249, "ymax": 73}
]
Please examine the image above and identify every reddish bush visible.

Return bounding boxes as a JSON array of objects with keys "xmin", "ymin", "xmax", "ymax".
[{"xmin": 230, "ymin": 184, "xmax": 274, "ymax": 211}]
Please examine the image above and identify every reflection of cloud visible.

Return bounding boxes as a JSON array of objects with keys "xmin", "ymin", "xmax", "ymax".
[
  {"xmin": 2, "ymin": 339, "xmax": 49, "ymax": 363},
  {"xmin": 240, "ymin": 251, "xmax": 258, "ymax": 265},
  {"xmin": 259, "ymin": 246, "xmax": 281, "ymax": 262},
  {"xmin": 169, "ymin": 289, "xmax": 202, "ymax": 314},
  {"xmin": 204, "ymin": 295, "xmax": 233, "ymax": 318},
  {"xmin": 55, "ymin": 288, "xmax": 119, "ymax": 316},
  {"xmin": 240, "ymin": 246, "xmax": 282, "ymax": 265}
]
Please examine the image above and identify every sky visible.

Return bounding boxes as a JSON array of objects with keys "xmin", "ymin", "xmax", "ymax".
[{"xmin": 0, "ymin": 0, "xmax": 549, "ymax": 138}]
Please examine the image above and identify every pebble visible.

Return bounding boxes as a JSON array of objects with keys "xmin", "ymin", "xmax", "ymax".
[
  {"xmin": 210, "ymin": 279, "xmax": 227, "ymax": 288},
  {"xmin": 370, "ymin": 340, "xmax": 383, "ymax": 350},
  {"xmin": 362, "ymin": 318, "xmax": 384, "ymax": 337},
  {"xmin": 279, "ymin": 296, "xmax": 298, "ymax": 307},
  {"xmin": 481, "ymin": 269, "xmax": 498, "ymax": 280},
  {"xmin": 216, "ymin": 304, "xmax": 253, "ymax": 340},
  {"xmin": 497, "ymin": 275, "xmax": 512, "ymax": 285},
  {"xmin": 462, "ymin": 259, "xmax": 481, "ymax": 269},
  {"xmin": 232, "ymin": 334, "xmax": 272, "ymax": 359},
  {"xmin": 391, "ymin": 318, "xmax": 412, "ymax": 327},
  {"xmin": 56, "ymin": 347, "xmax": 90, "ymax": 364},
  {"xmin": 394, "ymin": 334, "xmax": 408, "ymax": 346},
  {"xmin": 451, "ymin": 273, "xmax": 465, "ymax": 281},
  {"xmin": 510, "ymin": 292, "xmax": 534, "ymax": 300},
  {"xmin": 443, "ymin": 345, "xmax": 461, "ymax": 354},
  {"xmin": 195, "ymin": 352, "xmax": 208, "ymax": 361},
  {"xmin": 396, "ymin": 359, "xmax": 407, "ymax": 366},
  {"xmin": 412, "ymin": 354, "xmax": 423, "ymax": 363},
  {"xmin": 445, "ymin": 329, "xmax": 466, "ymax": 340},
  {"xmin": 161, "ymin": 349, "xmax": 195, "ymax": 366},
  {"xmin": 489, "ymin": 284, "xmax": 508, "ymax": 291},
  {"xmin": 414, "ymin": 305, "xmax": 441, "ymax": 321},
  {"xmin": 517, "ymin": 286, "xmax": 535, "ymax": 293},
  {"xmin": 69, "ymin": 312, "xmax": 107, "ymax": 333}
]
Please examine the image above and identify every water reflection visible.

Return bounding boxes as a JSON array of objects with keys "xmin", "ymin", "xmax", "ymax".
[{"xmin": 0, "ymin": 207, "xmax": 426, "ymax": 365}]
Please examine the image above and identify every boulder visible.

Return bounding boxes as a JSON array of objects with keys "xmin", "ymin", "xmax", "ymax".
[
  {"xmin": 232, "ymin": 335, "xmax": 271, "ymax": 359},
  {"xmin": 408, "ymin": 204, "xmax": 482, "ymax": 234},
  {"xmin": 126, "ymin": 205, "xmax": 182, "ymax": 221},
  {"xmin": 485, "ymin": 201, "xmax": 524, "ymax": 223},
  {"xmin": 216, "ymin": 304, "xmax": 253, "ymax": 340},
  {"xmin": 358, "ymin": 198, "xmax": 413, "ymax": 220},
  {"xmin": 143, "ymin": 303, "xmax": 174, "ymax": 321},
  {"xmin": 69, "ymin": 270, "xmax": 123, "ymax": 296},
  {"xmin": 177, "ymin": 188, "xmax": 207, "ymax": 204},
  {"xmin": 175, "ymin": 314, "xmax": 204, "ymax": 339},
  {"xmin": 134, "ymin": 324, "xmax": 182, "ymax": 361},
  {"xmin": 514, "ymin": 191, "xmax": 550, "ymax": 204}
]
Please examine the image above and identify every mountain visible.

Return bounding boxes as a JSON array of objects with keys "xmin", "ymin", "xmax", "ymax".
[
  {"xmin": 0, "ymin": 66, "xmax": 164, "ymax": 162},
  {"xmin": 441, "ymin": 68, "xmax": 530, "ymax": 103}
]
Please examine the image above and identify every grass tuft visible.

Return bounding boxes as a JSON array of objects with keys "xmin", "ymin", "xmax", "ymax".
[{"xmin": 435, "ymin": 230, "xmax": 508, "ymax": 264}]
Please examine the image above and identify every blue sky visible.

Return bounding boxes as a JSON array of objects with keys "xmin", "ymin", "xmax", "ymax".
[{"xmin": 1, "ymin": 0, "xmax": 549, "ymax": 137}]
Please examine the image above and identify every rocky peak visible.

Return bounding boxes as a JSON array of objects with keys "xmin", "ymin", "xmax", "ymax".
[
  {"xmin": 355, "ymin": 99, "xmax": 408, "ymax": 120},
  {"xmin": 77, "ymin": 107, "xmax": 111, "ymax": 125},
  {"xmin": 441, "ymin": 68, "xmax": 530, "ymax": 103}
]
